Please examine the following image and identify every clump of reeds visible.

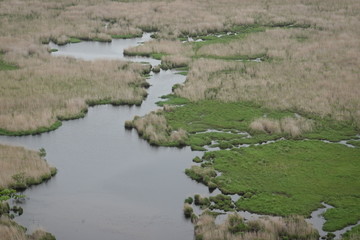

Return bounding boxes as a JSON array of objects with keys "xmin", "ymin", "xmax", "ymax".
[
  {"xmin": 249, "ymin": 116, "xmax": 314, "ymax": 137},
  {"xmin": 160, "ymin": 55, "xmax": 191, "ymax": 69},
  {"xmin": 125, "ymin": 111, "xmax": 188, "ymax": 146},
  {"xmin": 184, "ymin": 203, "xmax": 194, "ymax": 218},
  {"xmin": 194, "ymin": 213, "xmax": 318, "ymax": 240}
]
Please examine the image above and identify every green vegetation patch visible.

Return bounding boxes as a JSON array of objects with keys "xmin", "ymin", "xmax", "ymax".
[
  {"xmin": 68, "ymin": 37, "xmax": 81, "ymax": 44},
  {"xmin": 192, "ymin": 140, "xmax": 360, "ymax": 231},
  {"xmin": 0, "ymin": 55, "xmax": 18, "ymax": 71},
  {"xmin": 162, "ymin": 100, "xmax": 358, "ymax": 150},
  {"xmin": 156, "ymin": 94, "xmax": 190, "ymax": 106},
  {"xmin": 348, "ymin": 140, "xmax": 360, "ymax": 148},
  {"xmin": 209, "ymin": 194, "xmax": 235, "ymax": 211}
]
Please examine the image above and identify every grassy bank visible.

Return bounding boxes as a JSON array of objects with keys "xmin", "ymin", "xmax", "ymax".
[{"xmin": 0, "ymin": 144, "xmax": 56, "ymax": 190}]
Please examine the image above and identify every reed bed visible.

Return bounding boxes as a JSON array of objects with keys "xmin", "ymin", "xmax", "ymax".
[
  {"xmin": 194, "ymin": 213, "xmax": 318, "ymax": 240},
  {"xmin": 0, "ymin": 38, "xmax": 148, "ymax": 132},
  {"xmin": 1, "ymin": 0, "xmax": 359, "ymax": 129},
  {"xmin": 125, "ymin": 110, "xmax": 188, "ymax": 146},
  {"xmin": 175, "ymin": 49, "xmax": 360, "ymax": 126},
  {"xmin": 0, "ymin": 144, "xmax": 54, "ymax": 189}
]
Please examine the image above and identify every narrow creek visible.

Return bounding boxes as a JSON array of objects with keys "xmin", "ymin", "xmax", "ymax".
[
  {"xmin": 0, "ymin": 34, "xmax": 210, "ymax": 240},
  {"xmin": 0, "ymin": 34, "xmax": 357, "ymax": 240}
]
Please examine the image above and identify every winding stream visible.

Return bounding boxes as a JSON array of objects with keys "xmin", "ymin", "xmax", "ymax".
[{"xmin": 0, "ymin": 34, "xmax": 357, "ymax": 239}]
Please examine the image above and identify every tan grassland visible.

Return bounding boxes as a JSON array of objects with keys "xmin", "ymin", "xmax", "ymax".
[
  {"xmin": 0, "ymin": 144, "xmax": 54, "ymax": 189},
  {"xmin": 195, "ymin": 213, "xmax": 318, "ymax": 240},
  {"xmin": 0, "ymin": 38, "xmax": 148, "ymax": 131},
  {"xmin": 124, "ymin": 40, "xmax": 193, "ymax": 56},
  {"xmin": 0, "ymin": 0, "xmax": 359, "ymax": 130},
  {"xmin": 176, "ymin": 25, "xmax": 360, "ymax": 124}
]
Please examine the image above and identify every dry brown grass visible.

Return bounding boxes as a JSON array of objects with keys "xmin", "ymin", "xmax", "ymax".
[
  {"xmin": 0, "ymin": 144, "xmax": 54, "ymax": 189},
  {"xmin": 124, "ymin": 40, "xmax": 192, "ymax": 56},
  {"xmin": 2, "ymin": 0, "xmax": 352, "ymax": 44},
  {"xmin": 1, "ymin": 0, "xmax": 359, "ymax": 130},
  {"xmin": 250, "ymin": 116, "xmax": 314, "ymax": 137},
  {"xmin": 126, "ymin": 110, "xmax": 187, "ymax": 146},
  {"xmin": 194, "ymin": 213, "xmax": 318, "ymax": 240},
  {"xmin": 176, "ymin": 41, "xmax": 360, "ymax": 125},
  {"xmin": 0, "ymin": 38, "xmax": 148, "ymax": 132}
]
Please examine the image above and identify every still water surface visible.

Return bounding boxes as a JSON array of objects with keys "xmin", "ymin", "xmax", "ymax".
[{"xmin": 0, "ymin": 34, "xmax": 209, "ymax": 240}]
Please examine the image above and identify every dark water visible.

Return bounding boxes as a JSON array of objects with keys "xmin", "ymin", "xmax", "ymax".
[{"xmin": 0, "ymin": 35, "xmax": 209, "ymax": 240}]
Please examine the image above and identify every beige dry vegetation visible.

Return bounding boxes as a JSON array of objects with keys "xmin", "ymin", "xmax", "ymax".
[
  {"xmin": 0, "ymin": 144, "xmax": 54, "ymax": 189},
  {"xmin": 124, "ymin": 40, "xmax": 193, "ymax": 68},
  {"xmin": 1, "ymin": 0, "xmax": 358, "ymax": 130},
  {"xmin": 0, "ymin": 0, "xmax": 263, "ymax": 42},
  {"xmin": 125, "ymin": 110, "xmax": 187, "ymax": 146},
  {"xmin": 0, "ymin": 38, "xmax": 148, "ymax": 132},
  {"xmin": 195, "ymin": 213, "xmax": 318, "ymax": 240},
  {"xmin": 250, "ymin": 116, "xmax": 314, "ymax": 137},
  {"xmin": 171, "ymin": 2, "xmax": 360, "ymax": 126},
  {"xmin": 124, "ymin": 40, "xmax": 193, "ymax": 56}
]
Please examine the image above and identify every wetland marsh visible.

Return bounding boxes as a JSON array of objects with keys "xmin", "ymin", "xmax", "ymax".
[{"xmin": 0, "ymin": 0, "xmax": 359, "ymax": 240}]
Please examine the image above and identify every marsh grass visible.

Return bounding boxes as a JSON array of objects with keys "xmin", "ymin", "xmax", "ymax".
[
  {"xmin": 0, "ymin": 216, "xmax": 55, "ymax": 240},
  {"xmin": 1, "ymin": 0, "xmax": 359, "ymax": 130},
  {"xmin": 183, "ymin": 203, "xmax": 193, "ymax": 218},
  {"xmin": 125, "ymin": 110, "xmax": 188, "ymax": 146},
  {"xmin": 0, "ymin": 41, "xmax": 149, "ymax": 133},
  {"xmin": 194, "ymin": 213, "xmax": 318, "ymax": 240},
  {"xmin": 0, "ymin": 144, "xmax": 56, "ymax": 190},
  {"xmin": 250, "ymin": 117, "xmax": 314, "ymax": 137},
  {"xmin": 342, "ymin": 225, "xmax": 360, "ymax": 240}
]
